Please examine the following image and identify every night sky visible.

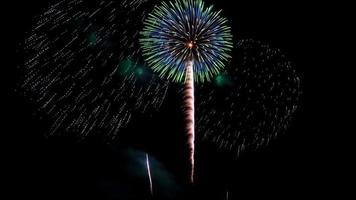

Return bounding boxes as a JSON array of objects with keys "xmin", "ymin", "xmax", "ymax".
[{"xmin": 3, "ymin": 0, "xmax": 346, "ymax": 199}]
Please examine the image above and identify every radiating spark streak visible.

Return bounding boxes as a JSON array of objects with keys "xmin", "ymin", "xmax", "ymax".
[
  {"xmin": 184, "ymin": 61, "xmax": 195, "ymax": 183},
  {"xmin": 146, "ymin": 153, "xmax": 153, "ymax": 196}
]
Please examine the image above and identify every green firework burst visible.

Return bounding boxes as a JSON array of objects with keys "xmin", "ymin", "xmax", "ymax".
[{"xmin": 140, "ymin": 0, "xmax": 233, "ymax": 83}]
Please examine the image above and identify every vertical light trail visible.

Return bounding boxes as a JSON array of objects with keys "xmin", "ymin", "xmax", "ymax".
[
  {"xmin": 146, "ymin": 153, "xmax": 153, "ymax": 196},
  {"xmin": 226, "ymin": 191, "xmax": 229, "ymax": 200},
  {"xmin": 184, "ymin": 61, "xmax": 195, "ymax": 183}
]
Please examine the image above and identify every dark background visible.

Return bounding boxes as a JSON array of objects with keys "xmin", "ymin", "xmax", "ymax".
[{"xmin": 3, "ymin": 0, "xmax": 347, "ymax": 199}]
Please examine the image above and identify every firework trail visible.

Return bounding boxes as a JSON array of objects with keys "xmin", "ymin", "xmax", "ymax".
[
  {"xmin": 226, "ymin": 191, "xmax": 229, "ymax": 200},
  {"xmin": 184, "ymin": 61, "xmax": 195, "ymax": 183},
  {"xmin": 140, "ymin": 0, "xmax": 233, "ymax": 183},
  {"xmin": 196, "ymin": 39, "xmax": 301, "ymax": 156},
  {"xmin": 146, "ymin": 153, "xmax": 153, "ymax": 196}
]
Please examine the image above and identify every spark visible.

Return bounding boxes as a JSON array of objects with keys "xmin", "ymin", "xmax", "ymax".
[
  {"xmin": 20, "ymin": 0, "xmax": 168, "ymax": 138},
  {"xmin": 196, "ymin": 39, "xmax": 301, "ymax": 156},
  {"xmin": 146, "ymin": 153, "xmax": 153, "ymax": 196}
]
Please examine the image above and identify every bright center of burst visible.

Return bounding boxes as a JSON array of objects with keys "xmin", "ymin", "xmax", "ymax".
[{"xmin": 187, "ymin": 41, "xmax": 194, "ymax": 49}]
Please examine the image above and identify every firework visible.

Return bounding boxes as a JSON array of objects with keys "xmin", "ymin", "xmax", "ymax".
[
  {"xmin": 196, "ymin": 39, "xmax": 301, "ymax": 156},
  {"xmin": 140, "ymin": 0, "xmax": 233, "ymax": 83},
  {"xmin": 140, "ymin": 0, "xmax": 233, "ymax": 182},
  {"xmin": 20, "ymin": 0, "xmax": 168, "ymax": 139},
  {"xmin": 146, "ymin": 153, "xmax": 153, "ymax": 196}
]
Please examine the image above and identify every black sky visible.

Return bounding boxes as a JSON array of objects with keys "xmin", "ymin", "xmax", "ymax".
[{"xmin": 3, "ymin": 0, "xmax": 347, "ymax": 199}]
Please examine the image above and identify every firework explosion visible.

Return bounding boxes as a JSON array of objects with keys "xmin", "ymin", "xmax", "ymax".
[
  {"xmin": 140, "ymin": 0, "xmax": 233, "ymax": 182},
  {"xmin": 196, "ymin": 39, "xmax": 301, "ymax": 156},
  {"xmin": 18, "ymin": 0, "xmax": 302, "ymax": 197},
  {"xmin": 140, "ymin": 0, "xmax": 233, "ymax": 83},
  {"xmin": 21, "ymin": 0, "xmax": 168, "ymax": 139}
]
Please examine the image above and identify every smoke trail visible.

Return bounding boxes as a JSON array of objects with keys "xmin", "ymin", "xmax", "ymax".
[
  {"xmin": 146, "ymin": 153, "xmax": 153, "ymax": 196},
  {"xmin": 184, "ymin": 61, "xmax": 195, "ymax": 183}
]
